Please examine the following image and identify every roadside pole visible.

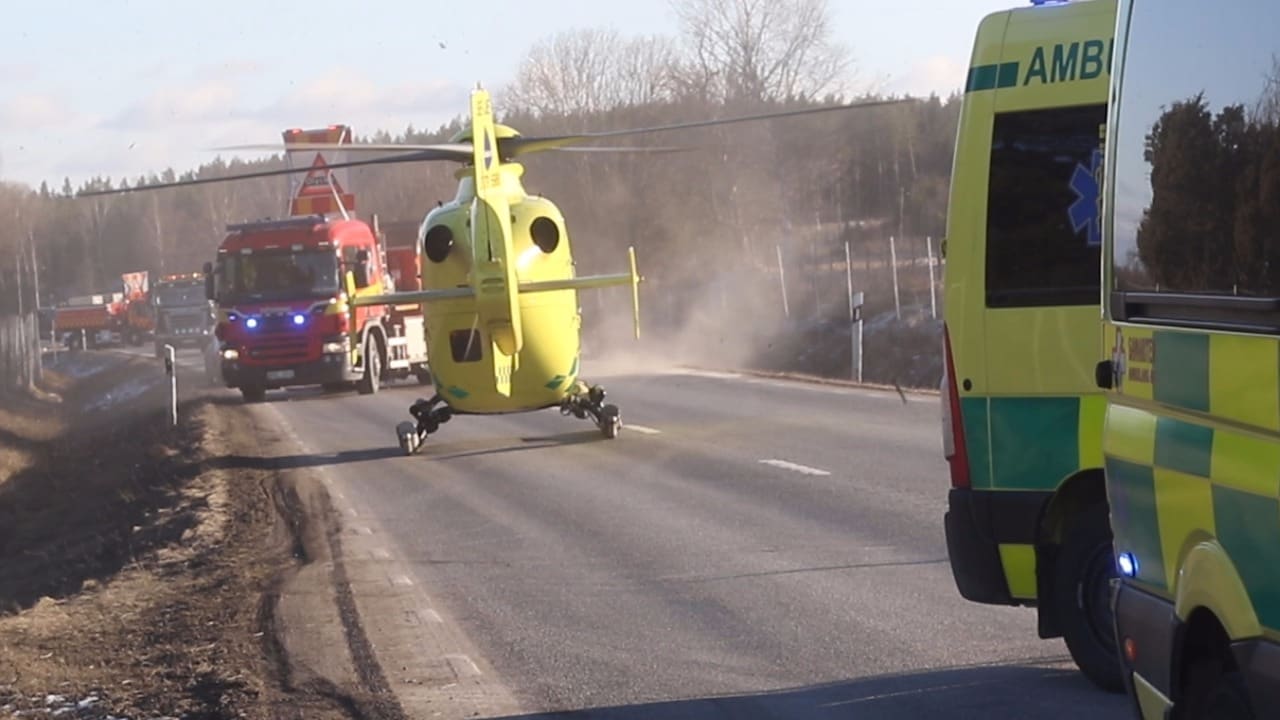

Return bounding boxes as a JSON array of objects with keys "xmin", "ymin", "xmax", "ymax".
[
  {"xmin": 854, "ymin": 291, "xmax": 865, "ymax": 384},
  {"xmin": 890, "ymin": 235, "xmax": 901, "ymax": 321},
  {"xmin": 165, "ymin": 344, "xmax": 177, "ymax": 427},
  {"xmin": 776, "ymin": 244, "xmax": 790, "ymax": 318},
  {"xmin": 844, "ymin": 241, "xmax": 856, "ymax": 382},
  {"xmin": 927, "ymin": 235, "xmax": 938, "ymax": 320}
]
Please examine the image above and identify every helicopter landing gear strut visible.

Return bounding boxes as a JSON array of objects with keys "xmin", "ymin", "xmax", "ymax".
[
  {"xmin": 396, "ymin": 394, "xmax": 453, "ymax": 455},
  {"xmin": 561, "ymin": 382, "xmax": 622, "ymax": 439}
]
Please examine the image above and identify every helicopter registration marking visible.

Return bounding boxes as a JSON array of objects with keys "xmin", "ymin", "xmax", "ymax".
[{"xmin": 759, "ymin": 459, "xmax": 831, "ymax": 477}]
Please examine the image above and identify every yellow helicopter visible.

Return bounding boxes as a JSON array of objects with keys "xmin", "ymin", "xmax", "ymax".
[{"xmin": 82, "ymin": 87, "xmax": 906, "ymax": 453}]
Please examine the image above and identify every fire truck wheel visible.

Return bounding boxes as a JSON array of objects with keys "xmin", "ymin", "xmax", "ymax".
[{"xmin": 358, "ymin": 338, "xmax": 382, "ymax": 395}]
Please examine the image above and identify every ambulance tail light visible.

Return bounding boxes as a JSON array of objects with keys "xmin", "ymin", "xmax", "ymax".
[{"xmin": 942, "ymin": 324, "xmax": 971, "ymax": 489}]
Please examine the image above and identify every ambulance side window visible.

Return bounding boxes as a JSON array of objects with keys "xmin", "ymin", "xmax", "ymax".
[{"xmin": 985, "ymin": 104, "xmax": 1106, "ymax": 308}]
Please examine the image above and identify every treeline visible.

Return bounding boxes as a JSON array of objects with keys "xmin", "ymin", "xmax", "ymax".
[{"xmin": 0, "ymin": 0, "xmax": 962, "ymax": 362}]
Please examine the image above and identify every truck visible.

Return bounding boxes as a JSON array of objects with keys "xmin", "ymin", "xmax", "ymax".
[
  {"xmin": 54, "ymin": 272, "xmax": 154, "ymax": 349},
  {"xmin": 204, "ymin": 213, "xmax": 430, "ymax": 403},
  {"xmin": 940, "ymin": 0, "xmax": 1121, "ymax": 692},
  {"xmin": 151, "ymin": 272, "xmax": 215, "ymax": 358},
  {"xmin": 1101, "ymin": 1, "xmax": 1280, "ymax": 716}
]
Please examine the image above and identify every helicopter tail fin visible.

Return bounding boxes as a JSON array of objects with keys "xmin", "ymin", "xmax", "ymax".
[{"xmin": 468, "ymin": 88, "xmax": 522, "ymax": 378}]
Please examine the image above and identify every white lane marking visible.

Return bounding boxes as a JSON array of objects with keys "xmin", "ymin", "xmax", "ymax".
[
  {"xmin": 677, "ymin": 369, "xmax": 741, "ymax": 380},
  {"xmin": 371, "ymin": 548, "xmax": 392, "ymax": 560},
  {"xmin": 445, "ymin": 654, "xmax": 482, "ymax": 677},
  {"xmin": 626, "ymin": 424, "xmax": 661, "ymax": 435},
  {"xmin": 391, "ymin": 574, "xmax": 415, "ymax": 587},
  {"xmin": 759, "ymin": 459, "xmax": 831, "ymax": 477},
  {"xmin": 346, "ymin": 507, "xmax": 359, "ymax": 517},
  {"xmin": 422, "ymin": 609, "xmax": 443, "ymax": 623},
  {"xmin": 352, "ymin": 526, "xmax": 374, "ymax": 536}
]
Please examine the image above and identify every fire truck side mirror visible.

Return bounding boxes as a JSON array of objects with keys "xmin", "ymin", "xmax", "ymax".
[{"xmin": 202, "ymin": 262, "xmax": 215, "ymax": 301}]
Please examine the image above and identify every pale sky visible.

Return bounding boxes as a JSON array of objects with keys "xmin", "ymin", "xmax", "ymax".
[{"xmin": 0, "ymin": 0, "xmax": 1020, "ymax": 189}]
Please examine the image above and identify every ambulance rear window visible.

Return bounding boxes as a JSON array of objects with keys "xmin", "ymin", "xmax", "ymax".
[{"xmin": 985, "ymin": 103, "xmax": 1106, "ymax": 308}]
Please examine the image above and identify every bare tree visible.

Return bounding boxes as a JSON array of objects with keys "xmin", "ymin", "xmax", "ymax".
[
  {"xmin": 504, "ymin": 30, "xmax": 679, "ymax": 117},
  {"xmin": 670, "ymin": 0, "xmax": 852, "ymax": 104}
]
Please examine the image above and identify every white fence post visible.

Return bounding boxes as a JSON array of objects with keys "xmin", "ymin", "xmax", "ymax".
[
  {"xmin": 890, "ymin": 235, "xmax": 901, "ymax": 321},
  {"xmin": 844, "ymin": 241, "xmax": 856, "ymax": 382}
]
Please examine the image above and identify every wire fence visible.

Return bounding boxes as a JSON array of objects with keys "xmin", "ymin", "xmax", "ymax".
[
  {"xmin": 0, "ymin": 313, "xmax": 42, "ymax": 393},
  {"xmin": 588, "ymin": 232, "xmax": 945, "ymax": 389}
]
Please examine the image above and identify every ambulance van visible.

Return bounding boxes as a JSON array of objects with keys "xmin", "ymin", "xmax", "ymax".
[
  {"xmin": 941, "ymin": 0, "xmax": 1121, "ymax": 691},
  {"xmin": 1101, "ymin": 0, "xmax": 1280, "ymax": 716}
]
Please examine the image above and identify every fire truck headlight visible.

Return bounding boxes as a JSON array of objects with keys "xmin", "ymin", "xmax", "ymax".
[
  {"xmin": 221, "ymin": 348, "xmax": 240, "ymax": 361},
  {"xmin": 322, "ymin": 337, "xmax": 347, "ymax": 354}
]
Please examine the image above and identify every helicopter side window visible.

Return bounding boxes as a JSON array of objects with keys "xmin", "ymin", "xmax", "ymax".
[{"xmin": 449, "ymin": 329, "xmax": 483, "ymax": 363}]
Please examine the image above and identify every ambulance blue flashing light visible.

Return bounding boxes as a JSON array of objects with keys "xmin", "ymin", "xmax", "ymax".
[
  {"xmin": 246, "ymin": 317, "xmax": 260, "ymax": 330},
  {"xmin": 1117, "ymin": 552, "xmax": 1138, "ymax": 578}
]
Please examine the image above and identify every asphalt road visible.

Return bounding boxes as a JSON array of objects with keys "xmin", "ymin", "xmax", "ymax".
[{"xmin": 166, "ymin": 345, "xmax": 1130, "ymax": 720}]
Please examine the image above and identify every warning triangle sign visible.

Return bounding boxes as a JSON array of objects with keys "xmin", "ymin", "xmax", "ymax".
[{"xmin": 296, "ymin": 153, "xmax": 347, "ymax": 198}]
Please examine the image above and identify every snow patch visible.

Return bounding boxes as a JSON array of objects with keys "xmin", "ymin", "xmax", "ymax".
[
  {"xmin": 83, "ymin": 375, "xmax": 164, "ymax": 413},
  {"xmin": 45, "ymin": 353, "xmax": 123, "ymax": 380}
]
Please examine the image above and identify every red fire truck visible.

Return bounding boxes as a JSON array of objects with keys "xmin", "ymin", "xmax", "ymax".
[{"xmin": 204, "ymin": 214, "xmax": 429, "ymax": 402}]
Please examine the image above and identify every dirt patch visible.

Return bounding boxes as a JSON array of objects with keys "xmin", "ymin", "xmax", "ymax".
[{"xmin": 0, "ymin": 355, "xmax": 357, "ymax": 720}]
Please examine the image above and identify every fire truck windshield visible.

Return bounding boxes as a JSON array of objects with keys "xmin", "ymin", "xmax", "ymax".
[
  {"xmin": 218, "ymin": 249, "xmax": 338, "ymax": 303},
  {"xmin": 154, "ymin": 283, "xmax": 205, "ymax": 306}
]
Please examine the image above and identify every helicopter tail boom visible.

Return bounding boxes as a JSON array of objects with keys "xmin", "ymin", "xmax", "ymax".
[{"xmin": 518, "ymin": 247, "xmax": 642, "ymax": 339}]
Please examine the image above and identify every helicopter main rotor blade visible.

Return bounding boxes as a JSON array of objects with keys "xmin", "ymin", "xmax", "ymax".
[
  {"xmin": 548, "ymin": 145, "xmax": 688, "ymax": 154},
  {"xmin": 210, "ymin": 142, "xmax": 473, "ymax": 154},
  {"xmin": 501, "ymin": 96, "xmax": 915, "ymax": 157},
  {"xmin": 76, "ymin": 147, "xmax": 471, "ymax": 197}
]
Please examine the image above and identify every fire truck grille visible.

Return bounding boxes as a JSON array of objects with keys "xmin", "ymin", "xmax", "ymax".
[{"xmin": 248, "ymin": 337, "xmax": 310, "ymax": 362}]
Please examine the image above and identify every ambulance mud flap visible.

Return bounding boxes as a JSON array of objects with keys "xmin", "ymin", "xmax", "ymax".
[{"xmin": 945, "ymin": 488, "xmax": 1050, "ymax": 606}]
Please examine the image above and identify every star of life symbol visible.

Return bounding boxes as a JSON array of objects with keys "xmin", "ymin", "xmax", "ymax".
[
  {"xmin": 1070, "ymin": 148, "xmax": 1103, "ymax": 248},
  {"xmin": 1111, "ymin": 327, "xmax": 1125, "ymax": 392}
]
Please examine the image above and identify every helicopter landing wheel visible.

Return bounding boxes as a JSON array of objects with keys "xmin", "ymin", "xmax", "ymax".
[
  {"xmin": 396, "ymin": 421, "xmax": 421, "ymax": 455},
  {"xmin": 599, "ymin": 404, "xmax": 621, "ymax": 439}
]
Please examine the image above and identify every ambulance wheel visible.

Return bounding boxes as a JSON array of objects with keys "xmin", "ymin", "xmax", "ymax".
[
  {"xmin": 1055, "ymin": 503, "xmax": 1124, "ymax": 693},
  {"xmin": 599, "ymin": 404, "xmax": 620, "ymax": 439},
  {"xmin": 414, "ymin": 367, "xmax": 433, "ymax": 385},
  {"xmin": 241, "ymin": 386, "xmax": 266, "ymax": 404},
  {"xmin": 357, "ymin": 339, "xmax": 381, "ymax": 395},
  {"xmin": 1183, "ymin": 660, "xmax": 1255, "ymax": 720}
]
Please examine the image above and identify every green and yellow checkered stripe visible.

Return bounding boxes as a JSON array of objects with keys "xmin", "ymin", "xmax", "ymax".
[
  {"xmin": 1105, "ymin": 327, "xmax": 1280, "ymax": 631},
  {"xmin": 961, "ymin": 394, "xmax": 1105, "ymax": 491},
  {"xmin": 959, "ymin": 393, "xmax": 1106, "ymax": 600}
]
